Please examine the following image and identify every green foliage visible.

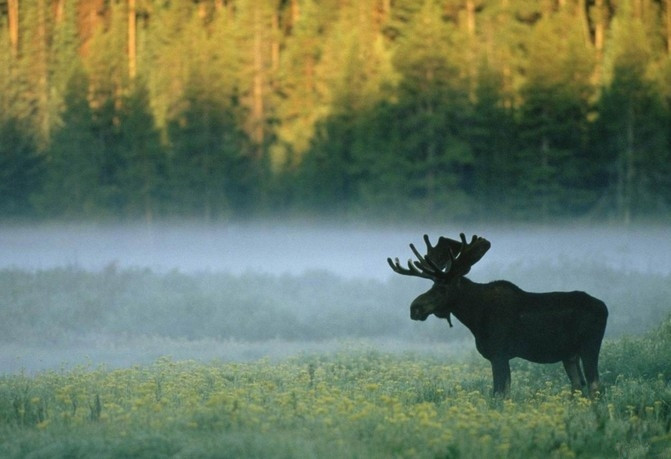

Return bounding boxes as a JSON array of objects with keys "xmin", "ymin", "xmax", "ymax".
[
  {"xmin": 602, "ymin": 315, "xmax": 671, "ymax": 382},
  {"xmin": 168, "ymin": 77, "xmax": 255, "ymax": 220},
  {"xmin": 469, "ymin": 65, "xmax": 517, "ymax": 215},
  {"xmin": 2, "ymin": 0, "xmax": 671, "ymax": 221},
  {"xmin": 0, "ymin": 118, "xmax": 42, "ymax": 217},
  {"xmin": 593, "ymin": 8, "xmax": 670, "ymax": 222},
  {"xmin": 272, "ymin": 0, "xmax": 329, "ymax": 168},
  {"xmin": 117, "ymin": 82, "xmax": 168, "ymax": 221},
  {"xmin": 515, "ymin": 9, "xmax": 596, "ymax": 219},
  {"xmin": 36, "ymin": 69, "xmax": 101, "ymax": 218}
]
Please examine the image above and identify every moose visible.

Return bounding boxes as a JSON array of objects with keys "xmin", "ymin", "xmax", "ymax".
[{"xmin": 388, "ymin": 233, "xmax": 608, "ymax": 396}]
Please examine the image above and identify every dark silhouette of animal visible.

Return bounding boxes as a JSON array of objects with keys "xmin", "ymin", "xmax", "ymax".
[{"xmin": 388, "ymin": 233, "xmax": 608, "ymax": 396}]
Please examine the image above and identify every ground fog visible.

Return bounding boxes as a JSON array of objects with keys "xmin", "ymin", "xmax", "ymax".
[
  {"xmin": 1, "ymin": 222, "xmax": 669, "ymax": 373},
  {"xmin": 1, "ymin": 222, "xmax": 669, "ymax": 279}
]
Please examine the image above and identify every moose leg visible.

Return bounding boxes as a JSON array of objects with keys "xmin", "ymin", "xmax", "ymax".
[
  {"xmin": 580, "ymin": 347, "xmax": 601, "ymax": 396},
  {"xmin": 491, "ymin": 358, "xmax": 511, "ymax": 396},
  {"xmin": 562, "ymin": 356, "xmax": 586, "ymax": 392}
]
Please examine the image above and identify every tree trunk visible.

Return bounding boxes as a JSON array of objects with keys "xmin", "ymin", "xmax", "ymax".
[
  {"xmin": 465, "ymin": 0, "xmax": 476, "ymax": 36},
  {"xmin": 252, "ymin": 4, "xmax": 265, "ymax": 149},
  {"xmin": 128, "ymin": 0, "xmax": 137, "ymax": 80},
  {"xmin": 35, "ymin": 0, "xmax": 50, "ymax": 143},
  {"xmin": 540, "ymin": 134, "xmax": 550, "ymax": 221},
  {"xmin": 291, "ymin": 0, "xmax": 300, "ymax": 24},
  {"xmin": 593, "ymin": 0, "xmax": 606, "ymax": 84},
  {"xmin": 8, "ymin": 0, "xmax": 19, "ymax": 57},
  {"xmin": 666, "ymin": 0, "xmax": 671, "ymax": 54},
  {"xmin": 425, "ymin": 66, "xmax": 436, "ymax": 214},
  {"xmin": 55, "ymin": 0, "xmax": 65, "ymax": 24},
  {"xmin": 271, "ymin": 7, "xmax": 279, "ymax": 73},
  {"xmin": 465, "ymin": 0, "xmax": 476, "ymax": 100},
  {"xmin": 577, "ymin": 0, "xmax": 591, "ymax": 49},
  {"xmin": 623, "ymin": 105, "xmax": 635, "ymax": 225},
  {"xmin": 617, "ymin": 104, "xmax": 635, "ymax": 225}
]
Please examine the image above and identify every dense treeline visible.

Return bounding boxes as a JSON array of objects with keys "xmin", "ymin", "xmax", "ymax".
[{"xmin": 1, "ymin": 0, "xmax": 671, "ymax": 222}]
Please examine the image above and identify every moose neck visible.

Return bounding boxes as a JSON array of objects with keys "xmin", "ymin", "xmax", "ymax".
[{"xmin": 448, "ymin": 277, "xmax": 486, "ymax": 334}]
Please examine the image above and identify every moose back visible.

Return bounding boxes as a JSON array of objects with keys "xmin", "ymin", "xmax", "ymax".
[{"xmin": 388, "ymin": 233, "xmax": 608, "ymax": 396}]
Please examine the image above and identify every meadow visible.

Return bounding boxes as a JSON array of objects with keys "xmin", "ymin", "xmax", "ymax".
[
  {"xmin": 1, "ymin": 321, "xmax": 670, "ymax": 458},
  {"xmin": 1, "ymin": 226, "xmax": 670, "ymax": 457}
]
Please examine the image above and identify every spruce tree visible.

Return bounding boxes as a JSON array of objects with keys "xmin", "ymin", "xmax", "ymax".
[
  {"xmin": 37, "ymin": 69, "xmax": 101, "ymax": 218},
  {"xmin": 516, "ymin": 7, "xmax": 595, "ymax": 219}
]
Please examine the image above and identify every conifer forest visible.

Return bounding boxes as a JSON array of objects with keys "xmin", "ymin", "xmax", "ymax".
[{"xmin": 1, "ymin": 0, "xmax": 671, "ymax": 222}]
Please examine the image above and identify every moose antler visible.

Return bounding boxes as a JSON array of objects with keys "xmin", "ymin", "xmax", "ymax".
[
  {"xmin": 387, "ymin": 242, "xmax": 455, "ymax": 281},
  {"xmin": 423, "ymin": 234, "xmax": 463, "ymax": 269},
  {"xmin": 450, "ymin": 233, "xmax": 491, "ymax": 277},
  {"xmin": 387, "ymin": 233, "xmax": 491, "ymax": 282},
  {"xmin": 387, "ymin": 247, "xmax": 447, "ymax": 280}
]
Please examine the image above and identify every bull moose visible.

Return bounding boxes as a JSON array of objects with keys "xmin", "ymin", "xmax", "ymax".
[{"xmin": 388, "ymin": 233, "xmax": 608, "ymax": 396}]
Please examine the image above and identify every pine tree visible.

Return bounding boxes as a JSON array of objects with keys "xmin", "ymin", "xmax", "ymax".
[
  {"xmin": 142, "ymin": 0, "xmax": 193, "ymax": 133},
  {"xmin": 16, "ymin": 0, "xmax": 51, "ymax": 145},
  {"xmin": 595, "ymin": 0, "xmax": 669, "ymax": 222},
  {"xmin": 294, "ymin": 0, "xmax": 398, "ymax": 215},
  {"xmin": 83, "ymin": 1, "xmax": 132, "ymax": 217},
  {"xmin": 516, "ymin": 6, "xmax": 595, "ymax": 219},
  {"xmin": 0, "ymin": 117, "xmax": 41, "ymax": 218},
  {"xmin": 272, "ymin": 0, "xmax": 331, "ymax": 170},
  {"xmin": 0, "ymin": 2, "xmax": 17, "ymax": 118},
  {"xmin": 388, "ymin": 0, "xmax": 473, "ymax": 218},
  {"xmin": 469, "ymin": 63, "xmax": 517, "ymax": 218},
  {"xmin": 36, "ymin": 69, "xmax": 102, "ymax": 218},
  {"xmin": 168, "ymin": 74, "xmax": 255, "ymax": 220},
  {"xmin": 48, "ymin": 0, "xmax": 81, "ymax": 142},
  {"xmin": 117, "ymin": 81, "xmax": 166, "ymax": 222},
  {"xmin": 234, "ymin": 0, "xmax": 276, "ymax": 154}
]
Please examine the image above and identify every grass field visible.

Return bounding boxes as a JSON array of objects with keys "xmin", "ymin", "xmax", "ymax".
[{"xmin": 1, "ymin": 319, "xmax": 670, "ymax": 458}]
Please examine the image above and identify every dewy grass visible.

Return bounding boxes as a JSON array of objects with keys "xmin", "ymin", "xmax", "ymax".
[{"xmin": 1, "ymin": 332, "xmax": 670, "ymax": 459}]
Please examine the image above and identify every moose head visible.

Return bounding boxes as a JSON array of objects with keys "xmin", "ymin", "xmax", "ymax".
[{"xmin": 387, "ymin": 233, "xmax": 491, "ymax": 326}]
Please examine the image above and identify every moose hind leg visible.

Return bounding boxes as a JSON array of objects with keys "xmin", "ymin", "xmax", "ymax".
[
  {"xmin": 580, "ymin": 347, "xmax": 601, "ymax": 396},
  {"xmin": 491, "ymin": 358, "xmax": 511, "ymax": 397},
  {"xmin": 562, "ymin": 356, "xmax": 586, "ymax": 392}
]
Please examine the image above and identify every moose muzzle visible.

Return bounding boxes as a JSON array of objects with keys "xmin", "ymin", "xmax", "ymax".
[{"xmin": 410, "ymin": 303, "xmax": 429, "ymax": 321}]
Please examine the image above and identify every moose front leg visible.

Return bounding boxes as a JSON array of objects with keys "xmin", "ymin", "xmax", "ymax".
[
  {"xmin": 562, "ymin": 356, "xmax": 586, "ymax": 392},
  {"xmin": 490, "ymin": 358, "xmax": 511, "ymax": 396}
]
